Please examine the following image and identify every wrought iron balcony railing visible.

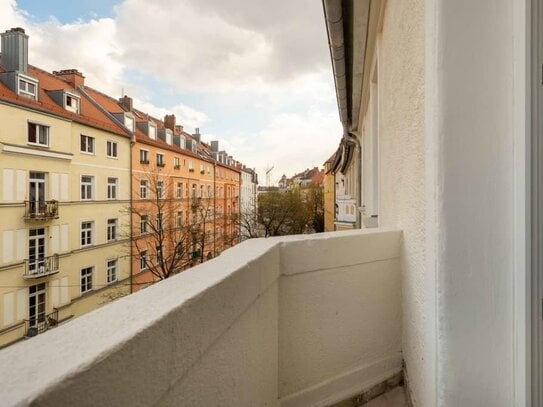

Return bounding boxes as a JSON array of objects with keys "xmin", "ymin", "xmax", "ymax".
[
  {"xmin": 24, "ymin": 308, "xmax": 59, "ymax": 338},
  {"xmin": 23, "ymin": 254, "xmax": 60, "ymax": 279},
  {"xmin": 24, "ymin": 200, "xmax": 59, "ymax": 220}
]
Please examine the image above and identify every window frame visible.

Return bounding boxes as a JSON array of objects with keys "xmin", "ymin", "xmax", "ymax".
[
  {"xmin": 80, "ymin": 134, "xmax": 95, "ymax": 154},
  {"xmin": 140, "ymin": 250, "xmax": 149, "ymax": 271},
  {"xmin": 107, "ymin": 177, "xmax": 118, "ymax": 200},
  {"xmin": 106, "ymin": 218, "xmax": 118, "ymax": 242},
  {"xmin": 80, "ymin": 221, "xmax": 94, "ymax": 247},
  {"xmin": 106, "ymin": 259, "xmax": 118, "ymax": 284},
  {"xmin": 139, "ymin": 149, "xmax": 149, "ymax": 164},
  {"xmin": 27, "ymin": 122, "xmax": 49, "ymax": 147},
  {"xmin": 80, "ymin": 175, "xmax": 94, "ymax": 200},
  {"xmin": 106, "ymin": 140, "xmax": 118, "ymax": 158},
  {"xmin": 140, "ymin": 179, "xmax": 148, "ymax": 199},
  {"xmin": 80, "ymin": 266, "xmax": 94, "ymax": 294},
  {"xmin": 140, "ymin": 214, "xmax": 148, "ymax": 234}
]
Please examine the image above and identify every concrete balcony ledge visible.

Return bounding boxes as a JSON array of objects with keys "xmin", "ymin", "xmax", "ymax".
[{"xmin": 0, "ymin": 228, "xmax": 403, "ymax": 407}]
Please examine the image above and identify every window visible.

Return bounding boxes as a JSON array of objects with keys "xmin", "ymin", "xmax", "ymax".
[
  {"xmin": 27, "ymin": 122, "xmax": 49, "ymax": 146},
  {"xmin": 81, "ymin": 266, "xmax": 93, "ymax": 294},
  {"xmin": 176, "ymin": 182, "xmax": 183, "ymax": 199},
  {"xmin": 140, "ymin": 149, "xmax": 149, "ymax": 164},
  {"xmin": 188, "ymin": 161, "xmax": 194, "ymax": 171},
  {"xmin": 174, "ymin": 157, "xmax": 180, "ymax": 168},
  {"xmin": 106, "ymin": 259, "xmax": 118, "ymax": 284},
  {"xmin": 80, "ymin": 134, "xmax": 95, "ymax": 154},
  {"xmin": 156, "ymin": 213, "xmax": 163, "ymax": 231},
  {"xmin": 125, "ymin": 115, "xmax": 135, "ymax": 132},
  {"xmin": 81, "ymin": 175, "xmax": 94, "ymax": 200},
  {"xmin": 81, "ymin": 221, "xmax": 94, "ymax": 247},
  {"xmin": 19, "ymin": 77, "xmax": 37, "ymax": 99},
  {"xmin": 200, "ymin": 185, "xmax": 205, "ymax": 198},
  {"xmin": 140, "ymin": 180, "xmax": 148, "ymax": 199},
  {"xmin": 107, "ymin": 141, "xmax": 118, "ymax": 158},
  {"xmin": 65, "ymin": 94, "xmax": 79, "ymax": 113},
  {"xmin": 140, "ymin": 251, "xmax": 148, "ymax": 271},
  {"xmin": 156, "ymin": 153, "xmax": 165, "ymax": 167},
  {"xmin": 200, "ymin": 164, "xmax": 205, "ymax": 174},
  {"xmin": 157, "ymin": 180, "xmax": 164, "ymax": 198},
  {"xmin": 107, "ymin": 177, "xmax": 118, "ymax": 199},
  {"xmin": 140, "ymin": 215, "xmax": 148, "ymax": 234},
  {"xmin": 177, "ymin": 211, "xmax": 183, "ymax": 227},
  {"xmin": 107, "ymin": 218, "xmax": 118, "ymax": 241},
  {"xmin": 149, "ymin": 124, "xmax": 157, "ymax": 139}
]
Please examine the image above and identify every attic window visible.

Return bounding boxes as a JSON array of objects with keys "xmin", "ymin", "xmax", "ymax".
[
  {"xmin": 65, "ymin": 93, "xmax": 80, "ymax": 113},
  {"xmin": 149, "ymin": 124, "xmax": 157, "ymax": 140},
  {"xmin": 124, "ymin": 115, "xmax": 135, "ymax": 132},
  {"xmin": 18, "ymin": 77, "xmax": 38, "ymax": 100}
]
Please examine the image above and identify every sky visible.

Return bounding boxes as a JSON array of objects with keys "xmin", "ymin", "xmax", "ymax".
[{"xmin": 1, "ymin": 0, "xmax": 342, "ymax": 185}]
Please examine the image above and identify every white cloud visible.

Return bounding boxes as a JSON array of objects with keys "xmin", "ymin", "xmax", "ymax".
[
  {"xmin": 132, "ymin": 98, "xmax": 208, "ymax": 130},
  {"xmin": 0, "ymin": 0, "xmax": 341, "ymax": 181},
  {"xmin": 222, "ymin": 107, "xmax": 342, "ymax": 185}
]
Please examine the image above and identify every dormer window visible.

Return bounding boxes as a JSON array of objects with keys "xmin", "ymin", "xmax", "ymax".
[
  {"xmin": 18, "ymin": 75, "xmax": 38, "ymax": 100},
  {"xmin": 149, "ymin": 124, "xmax": 157, "ymax": 140},
  {"xmin": 124, "ymin": 115, "xmax": 135, "ymax": 132},
  {"xmin": 65, "ymin": 93, "xmax": 80, "ymax": 113}
]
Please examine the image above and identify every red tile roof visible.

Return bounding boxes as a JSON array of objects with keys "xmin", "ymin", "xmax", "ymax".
[{"xmin": 0, "ymin": 65, "xmax": 129, "ymax": 136}]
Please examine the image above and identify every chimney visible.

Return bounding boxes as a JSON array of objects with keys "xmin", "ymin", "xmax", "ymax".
[
  {"xmin": 175, "ymin": 124, "xmax": 184, "ymax": 134},
  {"xmin": 164, "ymin": 114, "xmax": 176, "ymax": 131},
  {"xmin": 211, "ymin": 140, "xmax": 219, "ymax": 152},
  {"xmin": 53, "ymin": 69, "xmax": 85, "ymax": 87},
  {"xmin": 192, "ymin": 127, "xmax": 201, "ymax": 143},
  {"xmin": 1, "ymin": 27, "xmax": 28, "ymax": 72},
  {"xmin": 119, "ymin": 95, "xmax": 133, "ymax": 112}
]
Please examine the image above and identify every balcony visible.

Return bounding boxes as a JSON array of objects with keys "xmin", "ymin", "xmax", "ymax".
[
  {"xmin": 23, "ymin": 254, "xmax": 59, "ymax": 279},
  {"xmin": 24, "ymin": 309, "xmax": 59, "ymax": 338},
  {"xmin": 23, "ymin": 200, "xmax": 59, "ymax": 220},
  {"xmin": 0, "ymin": 229, "xmax": 404, "ymax": 406}
]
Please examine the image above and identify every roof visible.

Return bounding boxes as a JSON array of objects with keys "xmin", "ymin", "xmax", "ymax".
[{"xmin": 0, "ymin": 64, "xmax": 129, "ymax": 136}]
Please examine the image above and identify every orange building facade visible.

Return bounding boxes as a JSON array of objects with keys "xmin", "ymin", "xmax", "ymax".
[{"xmin": 80, "ymin": 90, "xmax": 241, "ymax": 291}]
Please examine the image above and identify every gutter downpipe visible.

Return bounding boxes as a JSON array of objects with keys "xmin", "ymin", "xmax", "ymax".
[{"xmin": 324, "ymin": 0, "xmax": 362, "ymax": 228}]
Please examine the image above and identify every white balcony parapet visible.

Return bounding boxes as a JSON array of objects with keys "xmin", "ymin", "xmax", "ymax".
[{"xmin": 0, "ymin": 228, "xmax": 402, "ymax": 407}]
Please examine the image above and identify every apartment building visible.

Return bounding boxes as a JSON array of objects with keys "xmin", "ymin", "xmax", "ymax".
[
  {"xmin": 80, "ymin": 87, "xmax": 241, "ymax": 290},
  {"xmin": 0, "ymin": 28, "xmax": 131, "ymax": 347}
]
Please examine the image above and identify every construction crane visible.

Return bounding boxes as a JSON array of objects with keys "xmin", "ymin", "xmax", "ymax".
[{"xmin": 265, "ymin": 165, "xmax": 274, "ymax": 187}]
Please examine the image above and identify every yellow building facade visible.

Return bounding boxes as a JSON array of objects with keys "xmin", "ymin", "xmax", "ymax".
[{"xmin": 0, "ymin": 28, "xmax": 131, "ymax": 347}]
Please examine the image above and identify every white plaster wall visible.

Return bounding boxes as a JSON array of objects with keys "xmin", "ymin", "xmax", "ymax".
[
  {"xmin": 376, "ymin": 0, "xmax": 432, "ymax": 405},
  {"xmin": 277, "ymin": 229, "xmax": 402, "ymax": 406},
  {"xmin": 433, "ymin": 1, "xmax": 515, "ymax": 405},
  {"xmin": 0, "ymin": 229, "xmax": 402, "ymax": 407}
]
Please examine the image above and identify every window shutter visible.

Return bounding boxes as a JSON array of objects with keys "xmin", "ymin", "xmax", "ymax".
[
  {"xmin": 16, "ymin": 170, "xmax": 26, "ymax": 201},
  {"xmin": 2, "ymin": 169, "xmax": 13, "ymax": 201}
]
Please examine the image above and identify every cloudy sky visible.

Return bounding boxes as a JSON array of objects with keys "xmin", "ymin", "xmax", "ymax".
[{"xmin": 1, "ymin": 0, "xmax": 342, "ymax": 184}]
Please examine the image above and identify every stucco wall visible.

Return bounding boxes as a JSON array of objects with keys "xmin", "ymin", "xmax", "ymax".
[
  {"xmin": 376, "ymin": 0, "xmax": 431, "ymax": 405},
  {"xmin": 0, "ymin": 229, "xmax": 402, "ymax": 407},
  {"xmin": 433, "ymin": 1, "xmax": 515, "ymax": 405}
]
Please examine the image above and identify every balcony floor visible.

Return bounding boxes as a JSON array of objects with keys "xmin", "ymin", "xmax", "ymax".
[
  {"xmin": 332, "ymin": 386, "xmax": 407, "ymax": 407},
  {"xmin": 364, "ymin": 387, "xmax": 407, "ymax": 407}
]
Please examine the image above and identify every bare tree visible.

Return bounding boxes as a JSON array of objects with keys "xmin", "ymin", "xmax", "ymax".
[{"xmin": 129, "ymin": 169, "xmax": 195, "ymax": 284}]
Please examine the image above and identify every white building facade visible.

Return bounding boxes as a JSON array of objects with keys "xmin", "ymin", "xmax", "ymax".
[{"xmin": 324, "ymin": 0, "xmax": 536, "ymax": 405}]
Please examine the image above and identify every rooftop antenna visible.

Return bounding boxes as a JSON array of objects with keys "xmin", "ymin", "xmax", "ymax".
[{"xmin": 265, "ymin": 165, "xmax": 274, "ymax": 187}]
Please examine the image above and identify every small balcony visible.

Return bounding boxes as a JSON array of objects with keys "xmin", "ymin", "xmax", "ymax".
[
  {"xmin": 23, "ymin": 254, "xmax": 59, "ymax": 279},
  {"xmin": 24, "ymin": 308, "xmax": 59, "ymax": 338},
  {"xmin": 23, "ymin": 200, "xmax": 59, "ymax": 220},
  {"xmin": 0, "ymin": 229, "xmax": 404, "ymax": 406}
]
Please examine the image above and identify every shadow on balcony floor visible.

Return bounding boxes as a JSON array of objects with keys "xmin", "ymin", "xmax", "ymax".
[{"xmin": 331, "ymin": 386, "xmax": 407, "ymax": 407}]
